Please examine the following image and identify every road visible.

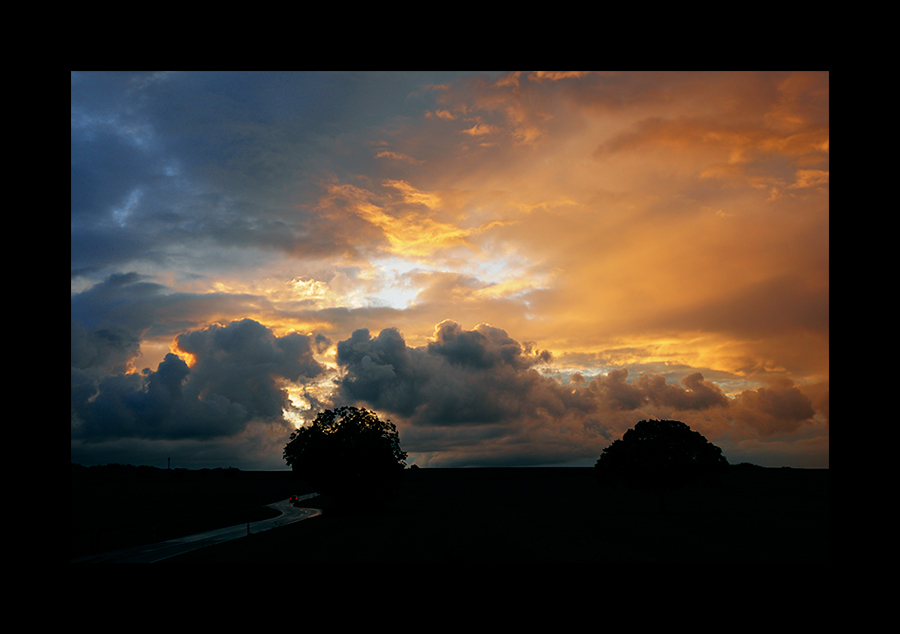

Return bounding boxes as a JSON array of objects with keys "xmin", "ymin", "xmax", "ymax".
[{"xmin": 71, "ymin": 494, "xmax": 322, "ymax": 563}]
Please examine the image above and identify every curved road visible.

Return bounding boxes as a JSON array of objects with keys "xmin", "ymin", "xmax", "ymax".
[{"xmin": 71, "ymin": 494, "xmax": 322, "ymax": 563}]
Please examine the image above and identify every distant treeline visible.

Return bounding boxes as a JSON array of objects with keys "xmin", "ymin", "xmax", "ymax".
[
  {"xmin": 70, "ymin": 461, "xmax": 780, "ymax": 476},
  {"xmin": 730, "ymin": 462, "xmax": 806, "ymax": 470},
  {"xmin": 71, "ymin": 463, "xmax": 242, "ymax": 478}
]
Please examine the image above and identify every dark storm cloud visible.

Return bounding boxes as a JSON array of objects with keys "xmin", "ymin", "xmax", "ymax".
[
  {"xmin": 71, "ymin": 319, "xmax": 329, "ymax": 442},
  {"xmin": 633, "ymin": 371, "xmax": 729, "ymax": 410},
  {"xmin": 71, "ymin": 73, "xmax": 177, "ymax": 273},
  {"xmin": 70, "ymin": 72, "xmax": 308, "ymax": 277},
  {"xmin": 730, "ymin": 378, "xmax": 816, "ymax": 437},
  {"xmin": 336, "ymin": 321, "xmax": 580, "ymax": 427},
  {"xmin": 428, "ymin": 320, "xmax": 552, "ymax": 370},
  {"xmin": 70, "ymin": 126, "xmax": 151, "ymax": 222},
  {"xmin": 70, "ymin": 272, "xmax": 270, "ymax": 342},
  {"xmin": 71, "ymin": 272, "xmax": 167, "ymax": 333},
  {"xmin": 71, "ymin": 71, "xmax": 456, "ymax": 277},
  {"xmin": 336, "ymin": 322, "xmax": 734, "ymax": 436},
  {"xmin": 585, "ymin": 368, "xmax": 646, "ymax": 411},
  {"xmin": 331, "ymin": 321, "xmax": 812, "ymax": 466},
  {"xmin": 174, "ymin": 318, "xmax": 327, "ymax": 389},
  {"xmin": 560, "ymin": 368, "xmax": 729, "ymax": 413},
  {"xmin": 71, "ymin": 321, "xmax": 142, "ymax": 376}
]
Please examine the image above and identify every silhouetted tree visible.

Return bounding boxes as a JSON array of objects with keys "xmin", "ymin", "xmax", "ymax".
[
  {"xmin": 595, "ymin": 419, "xmax": 728, "ymax": 513},
  {"xmin": 283, "ymin": 406, "xmax": 407, "ymax": 508}
]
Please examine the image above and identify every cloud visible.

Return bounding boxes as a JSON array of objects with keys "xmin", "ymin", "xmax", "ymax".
[
  {"xmin": 375, "ymin": 150, "xmax": 424, "ymax": 165},
  {"xmin": 317, "ymin": 180, "xmax": 475, "ymax": 260},
  {"xmin": 528, "ymin": 71, "xmax": 597, "ymax": 82},
  {"xmin": 637, "ymin": 372, "xmax": 730, "ymax": 410},
  {"xmin": 71, "ymin": 72, "xmax": 452, "ymax": 281},
  {"xmin": 336, "ymin": 321, "xmax": 578, "ymax": 425},
  {"xmin": 71, "ymin": 319, "xmax": 329, "ymax": 442},
  {"xmin": 332, "ymin": 322, "xmax": 809, "ymax": 466},
  {"xmin": 71, "ymin": 72, "xmax": 829, "ymax": 468},
  {"xmin": 789, "ymin": 169, "xmax": 829, "ymax": 189},
  {"xmin": 71, "ymin": 321, "xmax": 142, "ymax": 376},
  {"xmin": 333, "ymin": 322, "xmax": 606, "ymax": 466},
  {"xmin": 584, "ymin": 368, "xmax": 729, "ymax": 412},
  {"xmin": 428, "ymin": 320, "xmax": 551, "ymax": 370},
  {"xmin": 593, "ymin": 112, "xmax": 829, "ymax": 186},
  {"xmin": 70, "ymin": 90, "xmax": 171, "ymax": 275},
  {"xmin": 70, "ymin": 272, "xmax": 268, "ymax": 343},
  {"xmin": 730, "ymin": 377, "xmax": 817, "ymax": 437}
]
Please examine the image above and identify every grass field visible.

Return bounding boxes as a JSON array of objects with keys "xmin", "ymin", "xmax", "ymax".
[{"xmin": 145, "ymin": 465, "xmax": 829, "ymax": 563}]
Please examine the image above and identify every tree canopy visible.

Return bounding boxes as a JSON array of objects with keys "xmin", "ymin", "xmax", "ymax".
[
  {"xmin": 283, "ymin": 406, "xmax": 407, "ymax": 506},
  {"xmin": 595, "ymin": 419, "xmax": 728, "ymax": 512}
]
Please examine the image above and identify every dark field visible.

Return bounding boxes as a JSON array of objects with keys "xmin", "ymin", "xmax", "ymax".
[
  {"xmin": 139, "ymin": 465, "xmax": 829, "ymax": 563},
  {"xmin": 71, "ymin": 465, "xmax": 314, "ymax": 559}
]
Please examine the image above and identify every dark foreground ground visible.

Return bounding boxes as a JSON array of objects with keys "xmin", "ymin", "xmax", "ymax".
[
  {"xmin": 71, "ymin": 465, "xmax": 314, "ymax": 559},
  {"xmin": 142, "ymin": 465, "xmax": 828, "ymax": 563}
]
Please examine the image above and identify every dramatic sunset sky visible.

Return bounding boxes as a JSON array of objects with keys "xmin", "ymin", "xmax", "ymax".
[{"xmin": 71, "ymin": 71, "xmax": 829, "ymax": 470}]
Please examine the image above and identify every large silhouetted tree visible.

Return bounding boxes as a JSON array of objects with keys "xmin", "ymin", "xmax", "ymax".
[
  {"xmin": 595, "ymin": 419, "xmax": 728, "ymax": 512},
  {"xmin": 283, "ymin": 406, "xmax": 407, "ymax": 508}
]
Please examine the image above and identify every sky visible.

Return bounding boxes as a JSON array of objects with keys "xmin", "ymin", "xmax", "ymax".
[{"xmin": 71, "ymin": 71, "xmax": 829, "ymax": 470}]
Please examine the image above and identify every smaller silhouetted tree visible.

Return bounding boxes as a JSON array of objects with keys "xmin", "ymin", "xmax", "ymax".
[
  {"xmin": 283, "ymin": 406, "xmax": 407, "ymax": 509},
  {"xmin": 595, "ymin": 419, "xmax": 728, "ymax": 513}
]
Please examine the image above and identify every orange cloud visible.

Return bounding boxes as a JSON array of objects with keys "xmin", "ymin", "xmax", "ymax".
[
  {"xmin": 375, "ymin": 150, "xmax": 424, "ymax": 165},
  {"xmin": 460, "ymin": 121, "xmax": 496, "ymax": 136}
]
